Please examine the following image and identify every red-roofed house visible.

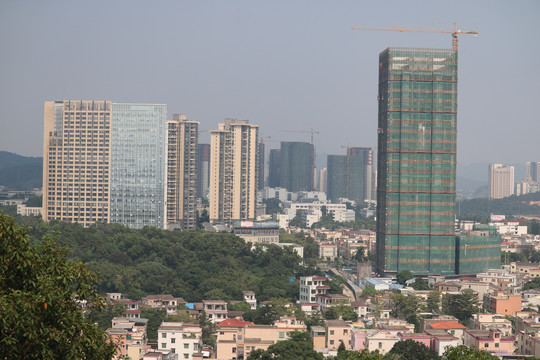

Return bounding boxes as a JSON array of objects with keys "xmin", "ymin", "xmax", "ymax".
[{"xmin": 426, "ymin": 321, "xmax": 467, "ymax": 344}]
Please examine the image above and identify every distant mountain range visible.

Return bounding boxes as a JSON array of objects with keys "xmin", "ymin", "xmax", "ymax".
[{"xmin": 0, "ymin": 151, "xmax": 42, "ymax": 190}]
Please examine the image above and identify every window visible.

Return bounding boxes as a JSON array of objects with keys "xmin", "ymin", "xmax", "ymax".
[
  {"xmin": 184, "ymin": 344, "xmax": 189, "ymax": 349},
  {"xmin": 279, "ymin": 332, "xmax": 285, "ymax": 339},
  {"xmin": 330, "ymin": 330, "xmax": 334, "ymax": 335},
  {"xmin": 171, "ymin": 338, "xmax": 175, "ymax": 344},
  {"xmin": 184, "ymin": 354, "xmax": 189, "ymax": 359},
  {"xmin": 162, "ymin": 333, "xmax": 167, "ymax": 338},
  {"xmin": 495, "ymin": 343, "xmax": 499, "ymax": 348},
  {"xmin": 161, "ymin": 343, "xmax": 166, "ymax": 348},
  {"xmin": 379, "ymin": 342, "xmax": 383, "ymax": 349},
  {"xmin": 484, "ymin": 343, "xmax": 489, "ymax": 348},
  {"xmin": 232, "ymin": 347, "xmax": 237, "ymax": 353},
  {"xmin": 330, "ymin": 340, "xmax": 334, "ymax": 345}
]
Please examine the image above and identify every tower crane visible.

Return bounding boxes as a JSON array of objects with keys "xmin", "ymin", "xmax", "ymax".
[
  {"xmin": 352, "ymin": 21, "xmax": 478, "ymax": 52},
  {"xmin": 279, "ymin": 128, "xmax": 320, "ymax": 145}
]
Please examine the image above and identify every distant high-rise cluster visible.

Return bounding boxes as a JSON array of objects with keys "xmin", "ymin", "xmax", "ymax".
[
  {"xmin": 43, "ymin": 101, "xmax": 262, "ymax": 229},
  {"xmin": 527, "ymin": 161, "xmax": 540, "ymax": 182}
]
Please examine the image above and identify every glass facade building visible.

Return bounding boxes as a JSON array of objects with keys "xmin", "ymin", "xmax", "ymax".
[
  {"xmin": 376, "ymin": 48, "xmax": 458, "ymax": 275},
  {"xmin": 347, "ymin": 147, "xmax": 373, "ymax": 203},
  {"xmin": 279, "ymin": 142, "xmax": 314, "ymax": 192},
  {"xmin": 110, "ymin": 103, "xmax": 167, "ymax": 229},
  {"xmin": 327, "ymin": 155, "xmax": 347, "ymax": 203},
  {"xmin": 268, "ymin": 149, "xmax": 281, "ymax": 188}
]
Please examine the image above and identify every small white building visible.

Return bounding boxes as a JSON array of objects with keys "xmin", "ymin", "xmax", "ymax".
[
  {"xmin": 299, "ymin": 276, "xmax": 329, "ymax": 303},
  {"xmin": 157, "ymin": 322, "xmax": 202, "ymax": 360},
  {"xmin": 203, "ymin": 300, "xmax": 228, "ymax": 323},
  {"xmin": 243, "ymin": 291, "xmax": 257, "ymax": 310}
]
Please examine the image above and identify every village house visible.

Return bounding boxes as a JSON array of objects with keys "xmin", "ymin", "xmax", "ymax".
[{"xmin": 157, "ymin": 322, "xmax": 202, "ymax": 360}]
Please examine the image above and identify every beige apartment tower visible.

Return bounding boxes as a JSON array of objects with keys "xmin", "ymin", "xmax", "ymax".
[
  {"xmin": 489, "ymin": 164, "xmax": 515, "ymax": 199},
  {"xmin": 209, "ymin": 119, "xmax": 259, "ymax": 223},
  {"xmin": 43, "ymin": 100, "xmax": 112, "ymax": 226},
  {"xmin": 166, "ymin": 114, "xmax": 199, "ymax": 230}
]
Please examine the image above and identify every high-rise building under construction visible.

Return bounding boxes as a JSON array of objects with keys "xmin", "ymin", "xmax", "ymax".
[{"xmin": 376, "ymin": 48, "xmax": 458, "ymax": 275}]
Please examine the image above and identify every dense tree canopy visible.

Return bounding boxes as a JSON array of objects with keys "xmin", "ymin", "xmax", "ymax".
[
  {"xmin": 22, "ymin": 220, "xmax": 308, "ymax": 303},
  {"xmin": 387, "ymin": 339, "xmax": 440, "ymax": 360},
  {"xmin": 0, "ymin": 211, "xmax": 117, "ymax": 359}
]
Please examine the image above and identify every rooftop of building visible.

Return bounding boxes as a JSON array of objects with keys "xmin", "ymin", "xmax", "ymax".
[
  {"xmin": 429, "ymin": 321, "xmax": 466, "ymax": 330},
  {"xmin": 218, "ymin": 319, "xmax": 254, "ymax": 328}
]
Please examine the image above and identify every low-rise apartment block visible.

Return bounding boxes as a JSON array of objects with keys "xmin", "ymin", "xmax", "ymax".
[
  {"xmin": 203, "ymin": 300, "xmax": 228, "ymax": 323},
  {"xmin": 299, "ymin": 276, "xmax": 329, "ymax": 303},
  {"xmin": 157, "ymin": 322, "xmax": 202, "ymax": 360},
  {"xmin": 463, "ymin": 328, "xmax": 515, "ymax": 357}
]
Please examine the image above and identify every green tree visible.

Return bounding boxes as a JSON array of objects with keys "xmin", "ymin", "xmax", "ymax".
[
  {"xmin": 387, "ymin": 339, "xmax": 440, "ymax": 360},
  {"xmin": 263, "ymin": 198, "xmax": 282, "ymax": 215},
  {"xmin": 289, "ymin": 210, "xmax": 305, "ymax": 228},
  {"xmin": 354, "ymin": 247, "xmax": 368, "ymax": 263},
  {"xmin": 324, "ymin": 305, "xmax": 358, "ymax": 322},
  {"xmin": 361, "ymin": 286, "xmax": 381, "ymax": 297},
  {"xmin": 247, "ymin": 331, "xmax": 324, "ymax": 360},
  {"xmin": 199, "ymin": 311, "xmax": 217, "ymax": 346},
  {"xmin": 410, "ymin": 277, "xmax": 430, "ymax": 290},
  {"xmin": 196, "ymin": 209, "xmax": 210, "ymax": 228},
  {"xmin": 390, "ymin": 293, "xmax": 421, "ymax": 320},
  {"xmin": 141, "ymin": 308, "xmax": 167, "ymax": 342},
  {"xmin": 0, "ymin": 211, "xmax": 117, "ymax": 359},
  {"xmin": 443, "ymin": 345, "xmax": 498, "ymax": 359},
  {"xmin": 426, "ymin": 291, "xmax": 441, "ymax": 314},
  {"xmin": 442, "ymin": 289, "xmax": 480, "ymax": 323},
  {"xmin": 396, "ymin": 270, "xmax": 413, "ymax": 285}
]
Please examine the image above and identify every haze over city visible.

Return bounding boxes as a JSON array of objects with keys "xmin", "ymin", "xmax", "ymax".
[{"xmin": 1, "ymin": 0, "xmax": 539, "ymax": 166}]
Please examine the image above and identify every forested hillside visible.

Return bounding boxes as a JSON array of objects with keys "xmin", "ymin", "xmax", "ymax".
[
  {"xmin": 0, "ymin": 151, "xmax": 42, "ymax": 190},
  {"xmin": 458, "ymin": 192, "xmax": 540, "ymax": 218},
  {"xmin": 25, "ymin": 220, "xmax": 317, "ymax": 302}
]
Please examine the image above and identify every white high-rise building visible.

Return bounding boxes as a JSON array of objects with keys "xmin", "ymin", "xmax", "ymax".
[
  {"xmin": 489, "ymin": 164, "xmax": 515, "ymax": 199},
  {"xmin": 166, "ymin": 114, "xmax": 199, "ymax": 230},
  {"xmin": 209, "ymin": 119, "xmax": 259, "ymax": 223}
]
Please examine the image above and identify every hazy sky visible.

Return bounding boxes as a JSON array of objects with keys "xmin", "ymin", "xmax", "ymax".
[{"xmin": 1, "ymin": 0, "xmax": 539, "ymax": 166}]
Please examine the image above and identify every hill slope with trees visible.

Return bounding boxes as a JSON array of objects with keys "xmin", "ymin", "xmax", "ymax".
[
  {"xmin": 24, "ymin": 220, "xmax": 317, "ymax": 302},
  {"xmin": 0, "ymin": 151, "xmax": 42, "ymax": 190}
]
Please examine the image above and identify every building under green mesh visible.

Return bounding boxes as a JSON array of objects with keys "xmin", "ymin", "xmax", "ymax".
[
  {"xmin": 280, "ymin": 142, "xmax": 314, "ymax": 192},
  {"xmin": 456, "ymin": 225, "xmax": 501, "ymax": 274},
  {"xmin": 376, "ymin": 47, "xmax": 458, "ymax": 275},
  {"xmin": 327, "ymin": 155, "xmax": 347, "ymax": 202}
]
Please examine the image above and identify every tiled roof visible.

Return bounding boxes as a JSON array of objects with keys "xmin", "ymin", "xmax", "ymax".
[
  {"xmin": 429, "ymin": 321, "xmax": 466, "ymax": 329},
  {"xmin": 218, "ymin": 318, "xmax": 254, "ymax": 328}
]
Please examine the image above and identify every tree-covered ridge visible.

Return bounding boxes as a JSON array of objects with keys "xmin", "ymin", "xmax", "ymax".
[
  {"xmin": 0, "ymin": 151, "xmax": 43, "ymax": 190},
  {"xmin": 458, "ymin": 192, "xmax": 540, "ymax": 217},
  {"xmin": 25, "ymin": 220, "xmax": 313, "ymax": 302}
]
